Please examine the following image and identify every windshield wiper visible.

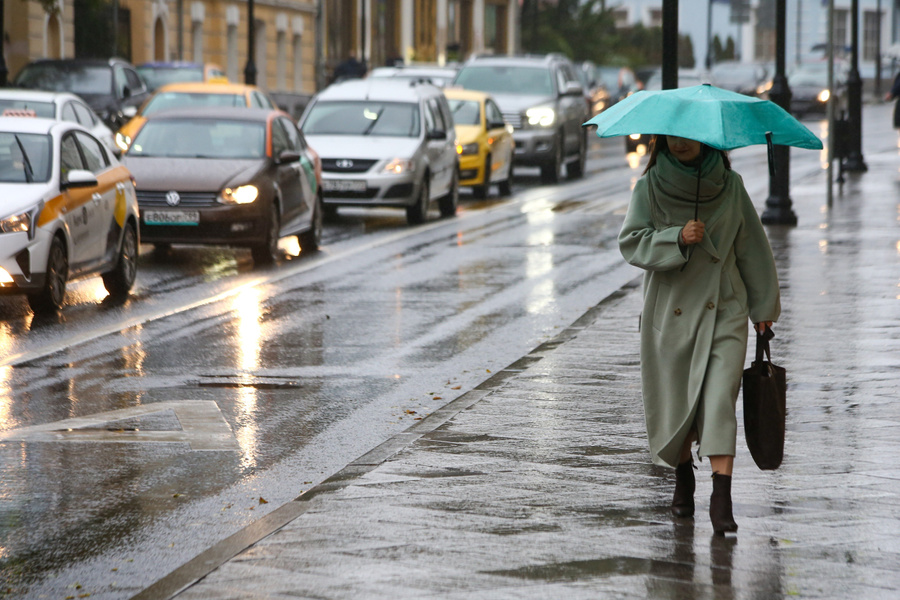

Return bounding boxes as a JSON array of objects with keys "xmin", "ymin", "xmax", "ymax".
[
  {"xmin": 362, "ymin": 108, "xmax": 385, "ymax": 136},
  {"xmin": 13, "ymin": 135, "xmax": 35, "ymax": 183}
]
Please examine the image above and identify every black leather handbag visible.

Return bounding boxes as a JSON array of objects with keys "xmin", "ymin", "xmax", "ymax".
[{"xmin": 742, "ymin": 328, "xmax": 787, "ymax": 470}]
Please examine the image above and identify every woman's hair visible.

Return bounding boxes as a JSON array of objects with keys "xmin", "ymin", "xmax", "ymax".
[{"xmin": 642, "ymin": 134, "xmax": 731, "ymax": 174}]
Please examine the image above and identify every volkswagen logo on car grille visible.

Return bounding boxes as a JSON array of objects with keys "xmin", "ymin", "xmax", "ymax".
[
  {"xmin": 165, "ymin": 191, "xmax": 181, "ymax": 206},
  {"xmin": 335, "ymin": 159, "xmax": 354, "ymax": 169}
]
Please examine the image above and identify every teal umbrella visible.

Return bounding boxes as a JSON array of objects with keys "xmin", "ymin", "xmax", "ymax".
[{"xmin": 583, "ymin": 83, "xmax": 823, "ymax": 151}]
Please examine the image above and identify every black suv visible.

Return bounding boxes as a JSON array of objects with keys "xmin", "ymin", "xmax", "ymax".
[
  {"xmin": 13, "ymin": 58, "xmax": 150, "ymax": 130},
  {"xmin": 453, "ymin": 54, "xmax": 589, "ymax": 184}
]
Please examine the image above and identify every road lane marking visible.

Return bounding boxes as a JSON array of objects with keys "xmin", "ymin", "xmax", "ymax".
[{"xmin": 0, "ymin": 400, "xmax": 239, "ymax": 451}]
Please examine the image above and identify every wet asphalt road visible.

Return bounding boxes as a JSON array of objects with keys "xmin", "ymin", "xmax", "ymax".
[
  {"xmin": 1, "ymin": 136, "xmax": 647, "ymax": 597},
  {"xmin": 0, "ymin": 115, "xmax": 851, "ymax": 598}
]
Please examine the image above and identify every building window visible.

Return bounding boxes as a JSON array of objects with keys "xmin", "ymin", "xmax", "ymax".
[
  {"xmin": 255, "ymin": 21, "xmax": 267, "ymax": 88},
  {"xmin": 648, "ymin": 9, "xmax": 662, "ymax": 28},
  {"xmin": 227, "ymin": 25, "xmax": 239, "ymax": 82},
  {"xmin": 833, "ymin": 9, "xmax": 848, "ymax": 54},
  {"xmin": 293, "ymin": 34, "xmax": 303, "ymax": 92},
  {"xmin": 863, "ymin": 10, "xmax": 880, "ymax": 61},
  {"xmin": 192, "ymin": 21, "xmax": 203, "ymax": 63},
  {"xmin": 276, "ymin": 30, "xmax": 287, "ymax": 90},
  {"xmin": 612, "ymin": 8, "xmax": 629, "ymax": 29}
]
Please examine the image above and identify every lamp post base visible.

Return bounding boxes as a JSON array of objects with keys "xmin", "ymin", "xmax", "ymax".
[
  {"xmin": 761, "ymin": 196, "xmax": 798, "ymax": 226},
  {"xmin": 843, "ymin": 152, "xmax": 868, "ymax": 172}
]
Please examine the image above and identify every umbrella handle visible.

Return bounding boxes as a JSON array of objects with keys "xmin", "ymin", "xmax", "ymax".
[{"xmin": 766, "ymin": 132, "xmax": 776, "ymax": 178}]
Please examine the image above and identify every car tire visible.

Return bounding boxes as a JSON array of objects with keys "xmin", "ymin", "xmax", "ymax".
[
  {"xmin": 28, "ymin": 235, "xmax": 68, "ymax": 314},
  {"xmin": 498, "ymin": 155, "xmax": 514, "ymax": 196},
  {"xmin": 567, "ymin": 130, "xmax": 586, "ymax": 180},
  {"xmin": 251, "ymin": 202, "xmax": 280, "ymax": 265},
  {"xmin": 298, "ymin": 192, "xmax": 323, "ymax": 252},
  {"xmin": 439, "ymin": 168, "xmax": 459, "ymax": 217},
  {"xmin": 541, "ymin": 134, "xmax": 563, "ymax": 184},
  {"xmin": 473, "ymin": 156, "xmax": 491, "ymax": 199},
  {"xmin": 323, "ymin": 204, "xmax": 339, "ymax": 221},
  {"xmin": 102, "ymin": 222, "xmax": 138, "ymax": 298},
  {"xmin": 406, "ymin": 177, "xmax": 429, "ymax": 225}
]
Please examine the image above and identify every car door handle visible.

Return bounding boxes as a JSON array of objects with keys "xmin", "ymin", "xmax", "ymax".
[{"xmin": 92, "ymin": 193, "xmax": 102, "ymax": 204}]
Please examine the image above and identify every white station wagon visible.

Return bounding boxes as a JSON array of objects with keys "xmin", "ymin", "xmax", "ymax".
[{"xmin": 0, "ymin": 117, "xmax": 140, "ymax": 313}]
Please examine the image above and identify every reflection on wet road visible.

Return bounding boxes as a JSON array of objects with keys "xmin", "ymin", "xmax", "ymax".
[{"xmin": 0, "ymin": 138, "xmax": 647, "ymax": 596}]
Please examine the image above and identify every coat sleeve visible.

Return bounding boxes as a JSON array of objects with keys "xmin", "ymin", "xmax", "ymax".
[
  {"xmin": 733, "ymin": 177, "xmax": 781, "ymax": 323},
  {"xmin": 618, "ymin": 177, "xmax": 689, "ymax": 271}
]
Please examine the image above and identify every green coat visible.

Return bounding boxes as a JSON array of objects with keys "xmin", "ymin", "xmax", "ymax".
[{"xmin": 618, "ymin": 150, "xmax": 780, "ymax": 468}]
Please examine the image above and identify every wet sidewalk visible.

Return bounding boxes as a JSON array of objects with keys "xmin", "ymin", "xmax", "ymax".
[{"xmin": 140, "ymin": 105, "xmax": 900, "ymax": 600}]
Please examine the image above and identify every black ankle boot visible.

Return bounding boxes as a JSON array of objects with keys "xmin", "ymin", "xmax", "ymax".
[
  {"xmin": 671, "ymin": 460, "xmax": 695, "ymax": 517},
  {"xmin": 709, "ymin": 473, "xmax": 738, "ymax": 534}
]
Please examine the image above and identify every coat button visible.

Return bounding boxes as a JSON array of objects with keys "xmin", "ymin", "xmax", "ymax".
[
  {"xmin": 674, "ymin": 308, "xmax": 682, "ymax": 316},
  {"xmin": 707, "ymin": 302, "xmax": 715, "ymax": 310}
]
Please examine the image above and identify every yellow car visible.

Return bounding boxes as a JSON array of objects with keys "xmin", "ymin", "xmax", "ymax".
[
  {"xmin": 443, "ymin": 88, "xmax": 514, "ymax": 199},
  {"xmin": 115, "ymin": 82, "xmax": 277, "ymax": 152}
]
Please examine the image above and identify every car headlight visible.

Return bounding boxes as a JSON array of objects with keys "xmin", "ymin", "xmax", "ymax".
[
  {"xmin": 457, "ymin": 142, "xmax": 479, "ymax": 156},
  {"xmin": 817, "ymin": 89, "xmax": 831, "ymax": 103},
  {"xmin": 115, "ymin": 132, "xmax": 131, "ymax": 152},
  {"xmin": 0, "ymin": 205, "xmax": 40, "ymax": 240},
  {"xmin": 221, "ymin": 185, "xmax": 259, "ymax": 204},
  {"xmin": 526, "ymin": 106, "xmax": 556, "ymax": 127},
  {"xmin": 383, "ymin": 158, "xmax": 415, "ymax": 175}
]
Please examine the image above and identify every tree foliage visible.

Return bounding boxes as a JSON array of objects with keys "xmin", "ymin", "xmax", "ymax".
[{"xmin": 520, "ymin": 0, "xmax": 695, "ymax": 69}]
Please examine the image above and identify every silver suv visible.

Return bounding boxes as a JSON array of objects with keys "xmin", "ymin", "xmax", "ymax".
[
  {"xmin": 453, "ymin": 54, "xmax": 589, "ymax": 184},
  {"xmin": 298, "ymin": 78, "xmax": 459, "ymax": 225}
]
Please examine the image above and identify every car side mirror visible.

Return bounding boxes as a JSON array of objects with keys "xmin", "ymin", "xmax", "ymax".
[
  {"xmin": 62, "ymin": 169, "xmax": 99, "ymax": 189},
  {"xmin": 426, "ymin": 129, "xmax": 447, "ymax": 141},
  {"xmin": 564, "ymin": 81, "xmax": 584, "ymax": 96},
  {"xmin": 122, "ymin": 86, "xmax": 132, "ymax": 100},
  {"xmin": 278, "ymin": 149, "xmax": 301, "ymax": 163},
  {"xmin": 488, "ymin": 120, "xmax": 506, "ymax": 130}
]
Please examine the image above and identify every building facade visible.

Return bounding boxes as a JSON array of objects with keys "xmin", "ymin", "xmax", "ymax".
[{"xmin": 2, "ymin": 0, "xmax": 519, "ymax": 93}]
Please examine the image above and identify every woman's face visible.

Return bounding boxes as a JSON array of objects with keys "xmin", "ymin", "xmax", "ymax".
[{"xmin": 666, "ymin": 136, "xmax": 702, "ymax": 163}]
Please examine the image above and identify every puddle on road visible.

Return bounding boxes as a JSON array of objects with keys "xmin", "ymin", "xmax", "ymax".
[{"xmin": 486, "ymin": 555, "xmax": 695, "ymax": 581}]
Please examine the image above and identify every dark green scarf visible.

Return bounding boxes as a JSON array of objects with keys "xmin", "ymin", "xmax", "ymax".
[{"xmin": 646, "ymin": 149, "xmax": 739, "ymax": 230}]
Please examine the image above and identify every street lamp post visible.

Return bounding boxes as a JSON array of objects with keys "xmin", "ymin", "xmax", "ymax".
[
  {"xmin": 0, "ymin": 0, "xmax": 7, "ymax": 86},
  {"xmin": 662, "ymin": 0, "xmax": 678, "ymax": 90},
  {"xmin": 761, "ymin": 0, "xmax": 797, "ymax": 225},
  {"xmin": 844, "ymin": 0, "xmax": 868, "ymax": 171},
  {"xmin": 244, "ymin": 0, "xmax": 257, "ymax": 85}
]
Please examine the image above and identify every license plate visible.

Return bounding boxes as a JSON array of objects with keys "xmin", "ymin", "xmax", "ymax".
[
  {"xmin": 322, "ymin": 179, "xmax": 367, "ymax": 193},
  {"xmin": 143, "ymin": 210, "xmax": 200, "ymax": 225}
]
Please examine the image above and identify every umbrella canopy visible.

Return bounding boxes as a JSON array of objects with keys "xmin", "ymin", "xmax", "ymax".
[{"xmin": 583, "ymin": 83, "xmax": 823, "ymax": 151}]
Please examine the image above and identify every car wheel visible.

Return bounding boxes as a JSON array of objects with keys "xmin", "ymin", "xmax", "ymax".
[
  {"xmin": 323, "ymin": 204, "xmax": 339, "ymax": 222},
  {"xmin": 567, "ymin": 130, "xmax": 586, "ymax": 179},
  {"xmin": 498, "ymin": 155, "xmax": 514, "ymax": 196},
  {"xmin": 473, "ymin": 156, "xmax": 491, "ymax": 199},
  {"xmin": 439, "ymin": 168, "xmax": 459, "ymax": 217},
  {"xmin": 298, "ymin": 192, "xmax": 323, "ymax": 252},
  {"xmin": 541, "ymin": 134, "xmax": 563, "ymax": 184},
  {"xmin": 406, "ymin": 177, "xmax": 429, "ymax": 225},
  {"xmin": 251, "ymin": 202, "xmax": 280, "ymax": 265},
  {"xmin": 102, "ymin": 222, "xmax": 138, "ymax": 297},
  {"xmin": 28, "ymin": 235, "xmax": 68, "ymax": 314}
]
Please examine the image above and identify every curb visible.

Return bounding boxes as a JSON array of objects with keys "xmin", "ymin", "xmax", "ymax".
[{"xmin": 129, "ymin": 276, "xmax": 643, "ymax": 600}]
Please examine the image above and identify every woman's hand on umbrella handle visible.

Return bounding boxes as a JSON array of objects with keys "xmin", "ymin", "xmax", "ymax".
[
  {"xmin": 754, "ymin": 321, "xmax": 773, "ymax": 334},
  {"xmin": 681, "ymin": 220, "xmax": 705, "ymax": 245}
]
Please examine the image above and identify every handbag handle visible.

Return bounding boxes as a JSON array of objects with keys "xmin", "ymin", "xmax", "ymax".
[{"xmin": 755, "ymin": 327, "xmax": 775, "ymax": 363}]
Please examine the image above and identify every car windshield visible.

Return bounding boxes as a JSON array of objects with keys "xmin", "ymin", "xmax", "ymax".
[
  {"xmin": 448, "ymin": 99, "xmax": 481, "ymax": 126},
  {"xmin": 0, "ymin": 100, "xmax": 55, "ymax": 118},
  {"xmin": 127, "ymin": 119, "xmax": 266, "ymax": 159},
  {"xmin": 789, "ymin": 65, "xmax": 830, "ymax": 86},
  {"xmin": 454, "ymin": 66, "xmax": 554, "ymax": 96},
  {"xmin": 142, "ymin": 92, "xmax": 246, "ymax": 116},
  {"xmin": 15, "ymin": 64, "xmax": 112, "ymax": 95},
  {"xmin": 137, "ymin": 67, "xmax": 204, "ymax": 91},
  {"xmin": 0, "ymin": 133, "xmax": 51, "ymax": 183},
  {"xmin": 302, "ymin": 101, "xmax": 421, "ymax": 137}
]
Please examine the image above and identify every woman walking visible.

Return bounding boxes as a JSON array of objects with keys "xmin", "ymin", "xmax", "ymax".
[{"xmin": 618, "ymin": 135, "xmax": 780, "ymax": 534}]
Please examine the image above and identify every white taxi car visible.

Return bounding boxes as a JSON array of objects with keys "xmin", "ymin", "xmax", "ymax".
[
  {"xmin": 0, "ymin": 89, "xmax": 119, "ymax": 155},
  {"xmin": 0, "ymin": 117, "xmax": 140, "ymax": 313}
]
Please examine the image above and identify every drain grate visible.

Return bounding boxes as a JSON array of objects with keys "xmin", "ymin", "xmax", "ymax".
[{"xmin": 198, "ymin": 375, "xmax": 302, "ymax": 389}]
